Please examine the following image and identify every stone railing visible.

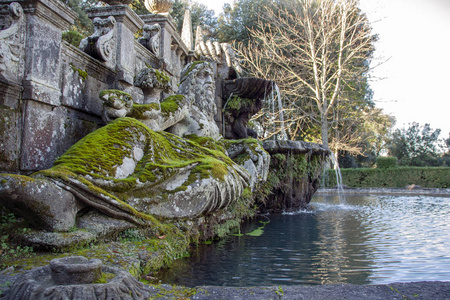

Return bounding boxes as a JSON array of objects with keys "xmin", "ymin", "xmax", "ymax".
[{"xmin": 0, "ymin": 0, "xmax": 192, "ymax": 173}]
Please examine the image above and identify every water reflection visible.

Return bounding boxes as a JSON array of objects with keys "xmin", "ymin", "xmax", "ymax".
[{"xmin": 159, "ymin": 195, "xmax": 450, "ymax": 286}]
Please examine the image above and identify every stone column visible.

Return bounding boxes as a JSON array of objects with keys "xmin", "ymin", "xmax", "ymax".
[
  {"xmin": 0, "ymin": 1, "xmax": 26, "ymax": 171},
  {"xmin": 86, "ymin": 5, "xmax": 144, "ymax": 86},
  {"xmin": 0, "ymin": 0, "xmax": 76, "ymax": 172}
]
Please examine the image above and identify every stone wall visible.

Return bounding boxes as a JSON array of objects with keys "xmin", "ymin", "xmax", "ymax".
[{"xmin": 0, "ymin": 0, "xmax": 192, "ymax": 173}]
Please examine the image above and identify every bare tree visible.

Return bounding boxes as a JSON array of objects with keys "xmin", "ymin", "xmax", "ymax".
[{"xmin": 237, "ymin": 0, "xmax": 379, "ymax": 156}]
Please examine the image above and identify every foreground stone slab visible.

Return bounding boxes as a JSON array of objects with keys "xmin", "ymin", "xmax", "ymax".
[
  {"xmin": 193, "ymin": 282, "xmax": 450, "ymax": 300},
  {"xmin": 1, "ymin": 278, "xmax": 449, "ymax": 299}
]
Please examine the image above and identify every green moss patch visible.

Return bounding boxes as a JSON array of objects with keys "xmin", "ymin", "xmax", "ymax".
[
  {"xmin": 33, "ymin": 118, "xmax": 238, "ymax": 224},
  {"xmin": 224, "ymin": 96, "xmax": 254, "ymax": 112},
  {"xmin": 129, "ymin": 103, "xmax": 161, "ymax": 119},
  {"xmin": 181, "ymin": 61, "xmax": 206, "ymax": 83},
  {"xmin": 69, "ymin": 64, "xmax": 88, "ymax": 81},
  {"xmin": 160, "ymin": 95, "xmax": 184, "ymax": 116},
  {"xmin": 154, "ymin": 69, "xmax": 170, "ymax": 85}
]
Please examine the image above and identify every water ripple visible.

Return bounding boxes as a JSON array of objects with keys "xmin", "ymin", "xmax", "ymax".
[{"xmin": 159, "ymin": 195, "xmax": 450, "ymax": 287}]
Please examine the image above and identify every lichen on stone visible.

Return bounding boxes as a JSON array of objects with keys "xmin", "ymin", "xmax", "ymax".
[
  {"xmin": 69, "ymin": 63, "xmax": 88, "ymax": 81},
  {"xmin": 99, "ymin": 89, "xmax": 133, "ymax": 103}
]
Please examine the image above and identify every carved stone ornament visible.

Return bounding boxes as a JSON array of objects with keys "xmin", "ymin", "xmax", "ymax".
[
  {"xmin": 0, "ymin": 2, "xmax": 24, "ymax": 80},
  {"xmin": 1, "ymin": 256, "xmax": 152, "ymax": 300},
  {"xmin": 79, "ymin": 16, "xmax": 116, "ymax": 66},
  {"xmin": 138, "ymin": 23, "xmax": 161, "ymax": 57},
  {"xmin": 144, "ymin": 0, "xmax": 173, "ymax": 14},
  {"xmin": 222, "ymin": 78, "xmax": 274, "ymax": 139},
  {"xmin": 134, "ymin": 67, "xmax": 171, "ymax": 103}
]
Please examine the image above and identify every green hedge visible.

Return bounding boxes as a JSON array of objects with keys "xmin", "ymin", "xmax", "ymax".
[
  {"xmin": 323, "ymin": 167, "xmax": 450, "ymax": 188},
  {"xmin": 376, "ymin": 156, "xmax": 398, "ymax": 169}
]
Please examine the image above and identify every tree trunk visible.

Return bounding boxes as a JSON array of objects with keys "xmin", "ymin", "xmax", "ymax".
[{"xmin": 321, "ymin": 114, "xmax": 329, "ymax": 149}]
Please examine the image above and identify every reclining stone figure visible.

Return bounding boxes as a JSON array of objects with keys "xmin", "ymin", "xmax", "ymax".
[{"xmin": 0, "ymin": 61, "xmax": 261, "ymax": 233}]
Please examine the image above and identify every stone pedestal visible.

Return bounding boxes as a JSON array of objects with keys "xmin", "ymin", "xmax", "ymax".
[
  {"xmin": 18, "ymin": 0, "xmax": 76, "ymax": 106},
  {"xmin": 87, "ymin": 5, "xmax": 144, "ymax": 85},
  {"xmin": 2, "ymin": 256, "xmax": 152, "ymax": 299},
  {"xmin": 140, "ymin": 13, "xmax": 189, "ymax": 82}
]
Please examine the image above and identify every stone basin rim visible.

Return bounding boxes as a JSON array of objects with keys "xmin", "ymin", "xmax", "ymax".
[
  {"xmin": 50, "ymin": 256, "xmax": 102, "ymax": 273},
  {"xmin": 262, "ymin": 140, "xmax": 331, "ymax": 155}
]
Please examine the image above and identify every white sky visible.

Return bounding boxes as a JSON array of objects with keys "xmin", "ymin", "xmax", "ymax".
[{"xmin": 196, "ymin": 0, "xmax": 450, "ymax": 138}]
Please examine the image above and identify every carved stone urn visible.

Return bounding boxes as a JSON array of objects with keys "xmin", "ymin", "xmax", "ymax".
[{"xmin": 144, "ymin": 0, "xmax": 173, "ymax": 14}]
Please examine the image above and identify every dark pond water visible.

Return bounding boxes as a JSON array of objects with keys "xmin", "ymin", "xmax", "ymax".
[{"xmin": 159, "ymin": 194, "xmax": 450, "ymax": 287}]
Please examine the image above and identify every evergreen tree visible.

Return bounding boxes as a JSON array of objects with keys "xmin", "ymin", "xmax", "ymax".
[
  {"xmin": 387, "ymin": 122, "xmax": 443, "ymax": 166},
  {"xmin": 171, "ymin": 0, "xmax": 217, "ymax": 37}
]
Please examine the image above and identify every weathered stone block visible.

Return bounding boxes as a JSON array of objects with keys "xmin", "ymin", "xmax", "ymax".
[
  {"xmin": 15, "ymin": 0, "xmax": 76, "ymax": 106},
  {"xmin": 0, "ymin": 105, "xmax": 21, "ymax": 172},
  {"xmin": 53, "ymin": 107, "xmax": 100, "ymax": 157},
  {"xmin": 60, "ymin": 43, "xmax": 117, "ymax": 115},
  {"xmin": 60, "ymin": 61, "xmax": 106, "ymax": 116},
  {"xmin": 20, "ymin": 101, "xmax": 101, "ymax": 171},
  {"xmin": 20, "ymin": 100, "xmax": 59, "ymax": 170},
  {"xmin": 0, "ymin": 77, "xmax": 22, "ymax": 109}
]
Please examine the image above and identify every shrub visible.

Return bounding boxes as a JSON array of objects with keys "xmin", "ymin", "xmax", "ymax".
[
  {"xmin": 376, "ymin": 156, "xmax": 398, "ymax": 169},
  {"xmin": 62, "ymin": 30, "xmax": 84, "ymax": 47}
]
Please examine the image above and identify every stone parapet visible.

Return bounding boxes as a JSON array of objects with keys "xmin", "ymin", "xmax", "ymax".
[
  {"xmin": 5, "ymin": 0, "xmax": 76, "ymax": 30},
  {"xmin": 140, "ymin": 13, "xmax": 189, "ymax": 79},
  {"xmin": 87, "ymin": 5, "xmax": 145, "ymax": 84},
  {"xmin": 0, "ymin": 1, "xmax": 199, "ymax": 173}
]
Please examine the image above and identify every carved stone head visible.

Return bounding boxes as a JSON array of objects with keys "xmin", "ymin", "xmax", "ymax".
[
  {"xmin": 165, "ymin": 61, "xmax": 219, "ymax": 138},
  {"xmin": 92, "ymin": 16, "xmax": 116, "ymax": 37},
  {"xmin": 179, "ymin": 61, "xmax": 216, "ymax": 119}
]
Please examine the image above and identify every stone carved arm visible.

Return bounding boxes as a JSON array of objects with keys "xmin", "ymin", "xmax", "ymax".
[
  {"xmin": 79, "ymin": 16, "xmax": 116, "ymax": 63},
  {"xmin": 225, "ymin": 139, "xmax": 270, "ymax": 191}
]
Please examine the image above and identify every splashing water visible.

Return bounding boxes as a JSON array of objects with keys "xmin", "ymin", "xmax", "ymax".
[
  {"xmin": 264, "ymin": 82, "xmax": 287, "ymax": 140},
  {"xmin": 330, "ymin": 152, "xmax": 346, "ymax": 204}
]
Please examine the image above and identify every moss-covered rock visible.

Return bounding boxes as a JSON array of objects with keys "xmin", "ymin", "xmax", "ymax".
[{"xmin": 32, "ymin": 118, "xmax": 248, "ymax": 220}]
